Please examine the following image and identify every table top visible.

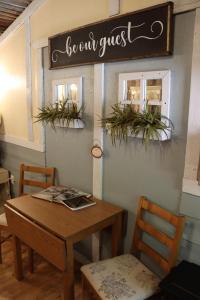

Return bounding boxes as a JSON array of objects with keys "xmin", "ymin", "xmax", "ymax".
[{"xmin": 6, "ymin": 195, "xmax": 123, "ymax": 240}]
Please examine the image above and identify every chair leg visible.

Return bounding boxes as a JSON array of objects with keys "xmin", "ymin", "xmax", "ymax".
[
  {"xmin": 0, "ymin": 230, "xmax": 2, "ymax": 264},
  {"xmin": 27, "ymin": 247, "xmax": 34, "ymax": 273},
  {"xmin": 82, "ymin": 275, "xmax": 88, "ymax": 300},
  {"xmin": 82, "ymin": 274, "xmax": 95, "ymax": 300}
]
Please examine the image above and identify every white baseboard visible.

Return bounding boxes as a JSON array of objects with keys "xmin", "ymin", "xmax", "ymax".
[{"xmin": 0, "ymin": 134, "xmax": 45, "ymax": 152}]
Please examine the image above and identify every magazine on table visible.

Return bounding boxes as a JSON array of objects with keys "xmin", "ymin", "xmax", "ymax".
[{"xmin": 32, "ymin": 186, "xmax": 95, "ymax": 210}]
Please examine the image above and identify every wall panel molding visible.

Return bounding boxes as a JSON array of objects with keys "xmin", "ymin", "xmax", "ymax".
[
  {"xmin": 25, "ymin": 16, "xmax": 34, "ymax": 142},
  {"xmin": 0, "ymin": 134, "xmax": 44, "ymax": 152},
  {"xmin": 93, "ymin": 64, "xmax": 104, "ymax": 200}
]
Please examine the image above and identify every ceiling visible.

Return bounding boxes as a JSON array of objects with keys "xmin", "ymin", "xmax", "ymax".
[{"xmin": 0, "ymin": 0, "xmax": 33, "ymax": 35}]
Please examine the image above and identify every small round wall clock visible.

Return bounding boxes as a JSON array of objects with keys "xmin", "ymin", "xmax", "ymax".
[{"xmin": 91, "ymin": 145, "xmax": 103, "ymax": 159}]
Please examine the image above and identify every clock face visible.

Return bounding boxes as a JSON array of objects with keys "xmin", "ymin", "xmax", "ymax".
[{"xmin": 91, "ymin": 145, "xmax": 103, "ymax": 158}]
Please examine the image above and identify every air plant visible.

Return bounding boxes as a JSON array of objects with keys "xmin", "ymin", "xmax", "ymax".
[
  {"xmin": 101, "ymin": 104, "xmax": 137, "ymax": 145},
  {"xmin": 102, "ymin": 104, "xmax": 173, "ymax": 146},
  {"xmin": 35, "ymin": 100, "xmax": 83, "ymax": 129}
]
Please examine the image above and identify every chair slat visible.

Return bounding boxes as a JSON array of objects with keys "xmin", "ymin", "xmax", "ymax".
[
  {"xmin": 22, "ymin": 165, "xmax": 54, "ymax": 176},
  {"xmin": 137, "ymin": 240, "xmax": 170, "ymax": 273},
  {"xmin": 22, "ymin": 179, "xmax": 50, "ymax": 189},
  {"xmin": 19, "ymin": 164, "xmax": 55, "ymax": 196},
  {"xmin": 141, "ymin": 197, "xmax": 179, "ymax": 226},
  {"xmin": 137, "ymin": 219, "xmax": 174, "ymax": 249},
  {"xmin": 132, "ymin": 196, "xmax": 185, "ymax": 274}
]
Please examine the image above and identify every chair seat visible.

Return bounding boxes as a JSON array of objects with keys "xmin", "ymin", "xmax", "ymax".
[
  {"xmin": 81, "ymin": 254, "xmax": 160, "ymax": 300},
  {"xmin": 0, "ymin": 213, "xmax": 7, "ymax": 227}
]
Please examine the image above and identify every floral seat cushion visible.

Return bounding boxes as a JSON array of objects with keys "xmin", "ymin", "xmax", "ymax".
[{"xmin": 81, "ymin": 254, "xmax": 160, "ymax": 300}]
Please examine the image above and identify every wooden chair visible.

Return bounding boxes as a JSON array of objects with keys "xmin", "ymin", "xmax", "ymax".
[
  {"xmin": 81, "ymin": 196, "xmax": 185, "ymax": 300},
  {"xmin": 18, "ymin": 164, "xmax": 55, "ymax": 196},
  {"xmin": 0, "ymin": 164, "xmax": 55, "ymax": 265}
]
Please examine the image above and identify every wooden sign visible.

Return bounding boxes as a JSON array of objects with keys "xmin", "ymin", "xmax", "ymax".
[{"xmin": 49, "ymin": 2, "xmax": 173, "ymax": 69}]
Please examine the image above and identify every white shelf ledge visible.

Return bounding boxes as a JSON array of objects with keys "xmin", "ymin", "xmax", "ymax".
[
  {"xmin": 131, "ymin": 129, "xmax": 171, "ymax": 141},
  {"xmin": 56, "ymin": 119, "xmax": 84, "ymax": 129},
  {"xmin": 106, "ymin": 125, "xmax": 171, "ymax": 141}
]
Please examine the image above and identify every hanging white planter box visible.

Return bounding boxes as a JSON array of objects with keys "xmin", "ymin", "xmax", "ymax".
[
  {"xmin": 105, "ymin": 124, "xmax": 171, "ymax": 141},
  {"xmin": 56, "ymin": 119, "xmax": 84, "ymax": 129},
  {"xmin": 131, "ymin": 129, "xmax": 172, "ymax": 141}
]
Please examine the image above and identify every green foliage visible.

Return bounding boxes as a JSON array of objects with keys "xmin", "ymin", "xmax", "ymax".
[
  {"xmin": 101, "ymin": 104, "xmax": 173, "ymax": 146},
  {"xmin": 34, "ymin": 100, "xmax": 83, "ymax": 129}
]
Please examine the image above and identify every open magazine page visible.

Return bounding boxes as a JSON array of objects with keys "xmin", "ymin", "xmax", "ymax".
[
  {"xmin": 55, "ymin": 187, "xmax": 90, "ymax": 202},
  {"xmin": 32, "ymin": 186, "xmax": 91, "ymax": 203}
]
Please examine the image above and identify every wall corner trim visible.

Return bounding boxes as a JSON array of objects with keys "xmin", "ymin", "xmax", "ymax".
[
  {"xmin": 0, "ymin": 0, "xmax": 48, "ymax": 45},
  {"xmin": 33, "ymin": 38, "xmax": 48, "ymax": 49},
  {"xmin": 109, "ymin": 0, "xmax": 120, "ymax": 16},
  {"xmin": 174, "ymin": 1, "xmax": 200, "ymax": 14},
  {"xmin": 183, "ymin": 8, "xmax": 200, "ymax": 190},
  {"xmin": 182, "ymin": 178, "xmax": 200, "ymax": 197},
  {"xmin": 0, "ymin": 134, "xmax": 45, "ymax": 152}
]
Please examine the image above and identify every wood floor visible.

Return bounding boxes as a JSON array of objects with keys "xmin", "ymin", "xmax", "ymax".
[{"xmin": 0, "ymin": 235, "xmax": 82, "ymax": 300}]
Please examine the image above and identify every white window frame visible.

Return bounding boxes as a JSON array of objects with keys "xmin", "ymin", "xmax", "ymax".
[
  {"xmin": 52, "ymin": 76, "xmax": 82, "ymax": 108},
  {"xmin": 118, "ymin": 70, "xmax": 171, "ymax": 118}
]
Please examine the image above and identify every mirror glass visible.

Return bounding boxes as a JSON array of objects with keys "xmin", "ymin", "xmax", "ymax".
[
  {"xmin": 146, "ymin": 79, "xmax": 162, "ymax": 102},
  {"xmin": 56, "ymin": 84, "xmax": 65, "ymax": 101},
  {"xmin": 67, "ymin": 83, "xmax": 78, "ymax": 102},
  {"xmin": 126, "ymin": 80, "xmax": 140, "ymax": 101}
]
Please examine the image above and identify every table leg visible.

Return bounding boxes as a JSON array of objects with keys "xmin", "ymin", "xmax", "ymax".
[
  {"xmin": 92, "ymin": 232, "xmax": 100, "ymax": 262},
  {"xmin": 13, "ymin": 235, "xmax": 23, "ymax": 280},
  {"xmin": 63, "ymin": 240, "xmax": 74, "ymax": 300},
  {"xmin": 27, "ymin": 247, "xmax": 34, "ymax": 273},
  {"xmin": 112, "ymin": 213, "xmax": 122, "ymax": 257}
]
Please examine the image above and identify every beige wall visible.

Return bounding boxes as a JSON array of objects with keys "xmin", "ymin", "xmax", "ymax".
[
  {"xmin": 31, "ymin": 0, "xmax": 109, "ymax": 42},
  {"xmin": 121, "ymin": 0, "xmax": 166, "ymax": 13},
  {"xmin": 0, "ymin": 25, "xmax": 27, "ymax": 139},
  {"xmin": 0, "ymin": 0, "xmax": 193, "ymax": 147}
]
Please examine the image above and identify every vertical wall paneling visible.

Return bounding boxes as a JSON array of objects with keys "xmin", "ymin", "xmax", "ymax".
[
  {"xmin": 25, "ymin": 17, "xmax": 34, "ymax": 142},
  {"xmin": 33, "ymin": 39, "xmax": 48, "ymax": 153},
  {"xmin": 93, "ymin": 64, "xmax": 104, "ymax": 200},
  {"xmin": 92, "ymin": 64, "xmax": 104, "ymax": 261},
  {"xmin": 91, "ymin": 0, "xmax": 120, "ymax": 261},
  {"xmin": 36, "ymin": 47, "xmax": 45, "ymax": 152}
]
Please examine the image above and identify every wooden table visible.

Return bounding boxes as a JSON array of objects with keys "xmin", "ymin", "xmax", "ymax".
[{"xmin": 5, "ymin": 195, "xmax": 123, "ymax": 300}]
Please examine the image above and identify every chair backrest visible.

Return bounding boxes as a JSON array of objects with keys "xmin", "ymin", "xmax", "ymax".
[
  {"xmin": 132, "ymin": 196, "xmax": 185, "ymax": 274},
  {"xmin": 19, "ymin": 164, "xmax": 55, "ymax": 196}
]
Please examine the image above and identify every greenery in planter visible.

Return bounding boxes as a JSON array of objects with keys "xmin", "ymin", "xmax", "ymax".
[
  {"xmin": 35, "ymin": 100, "xmax": 83, "ymax": 128},
  {"xmin": 101, "ymin": 104, "xmax": 174, "ymax": 145}
]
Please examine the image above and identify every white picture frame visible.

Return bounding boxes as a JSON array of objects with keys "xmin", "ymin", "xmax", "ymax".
[{"xmin": 118, "ymin": 70, "xmax": 171, "ymax": 118}]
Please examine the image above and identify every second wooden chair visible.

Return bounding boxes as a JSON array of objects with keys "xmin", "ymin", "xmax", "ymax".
[
  {"xmin": 81, "ymin": 196, "xmax": 185, "ymax": 300},
  {"xmin": 0, "ymin": 164, "xmax": 55, "ymax": 266}
]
